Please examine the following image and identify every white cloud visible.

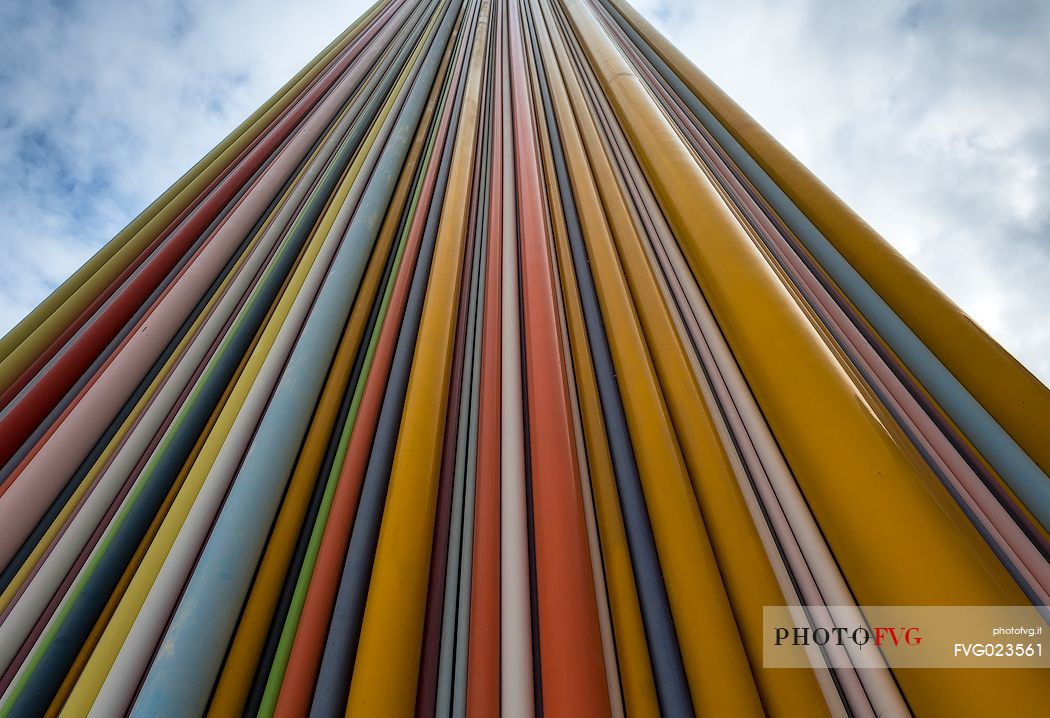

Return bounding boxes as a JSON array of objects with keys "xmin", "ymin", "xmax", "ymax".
[{"xmin": 0, "ymin": 0, "xmax": 1046, "ymax": 387}]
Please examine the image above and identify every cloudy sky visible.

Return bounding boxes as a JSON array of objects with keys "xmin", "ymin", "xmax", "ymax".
[{"xmin": 0, "ymin": 0, "xmax": 1047, "ymax": 383}]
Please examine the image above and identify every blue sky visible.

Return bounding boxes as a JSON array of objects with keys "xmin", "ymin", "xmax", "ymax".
[{"xmin": 0, "ymin": 0, "xmax": 1047, "ymax": 383}]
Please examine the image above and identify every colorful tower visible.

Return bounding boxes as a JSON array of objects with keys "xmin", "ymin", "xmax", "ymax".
[{"xmin": 0, "ymin": 0, "xmax": 1046, "ymax": 715}]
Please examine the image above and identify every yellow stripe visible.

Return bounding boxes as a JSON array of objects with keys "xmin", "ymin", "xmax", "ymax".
[{"xmin": 344, "ymin": 2, "xmax": 488, "ymax": 714}]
